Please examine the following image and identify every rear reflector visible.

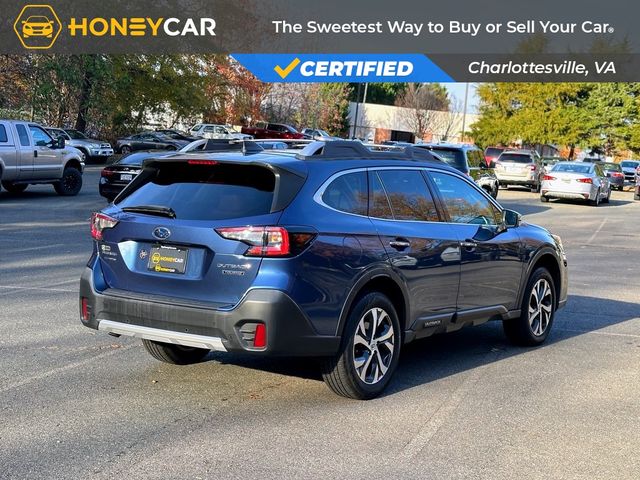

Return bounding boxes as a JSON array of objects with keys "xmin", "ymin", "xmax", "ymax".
[
  {"xmin": 253, "ymin": 324, "xmax": 267, "ymax": 348},
  {"xmin": 81, "ymin": 297, "xmax": 90, "ymax": 321},
  {"xmin": 216, "ymin": 226, "xmax": 290, "ymax": 257},
  {"xmin": 543, "ymin": 175, "xmax": 556, "ymax": 181},
  {"xmin": 577, "ymin": 177, "xmax": 593, "ymax": 184},
  {"xmin": 91, "ymin": 212, "xmax": 119, "ymax": 240}
]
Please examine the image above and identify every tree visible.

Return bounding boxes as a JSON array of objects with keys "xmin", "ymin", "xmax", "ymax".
[
  {"xmin": 349, "ymin": 83, "xmax": 406, "ymax": 105},
  {"xmin": 395, "ymin": 83, "xmax": 449, "ymax": 140}
]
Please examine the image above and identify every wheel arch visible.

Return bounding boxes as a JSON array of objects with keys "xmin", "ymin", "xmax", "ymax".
[
  {"xmin": 521, "ymin": 248, "xmax": 563, "ymax": 309},
  {"xmin": 64, "ymin": 157, "xmax": 83, "ymax": 173},
  {"xmin": 336, "ymin": 269, "xmax": 409, "ymax": 338}
]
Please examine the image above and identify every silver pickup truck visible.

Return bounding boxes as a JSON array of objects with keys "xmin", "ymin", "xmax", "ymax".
[{"xmin": 0, "ymin": 120, "xmax": 85, "ymax": 196}]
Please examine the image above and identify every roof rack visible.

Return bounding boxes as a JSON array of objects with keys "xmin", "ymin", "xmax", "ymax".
[{"xmin": 295, "ymin": 140, "xmax": 440, "ymax": 162}]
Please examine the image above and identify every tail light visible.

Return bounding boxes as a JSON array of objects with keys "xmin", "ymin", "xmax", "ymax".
[
  {"xmin": 100, "ymin": 169, "xmax": 115, "ymax": 178},
  {"xmin": 187, "ymin": 160, "xmax": 218, "ymax": 166},
  {"xmin": 577, "ymin": 177, "xmax": 593, "ymax": 184},
  {"xmin": 529, "ymin": 165, "xmax": 537, "ymax": 171},
  {"xmin": 91, "ymin": 212, "xmax": 118, "ymax": 240},
  {"xmin": 612, "ymin": 172, "xmax": 624, "ymax": 178},
  {"xmin": 543, "ymin": 175, "xmax": 556, "ymax": 181},
  {"xmin": 216, "ymin": 226, "xmax": 316, "ymax": 257}
]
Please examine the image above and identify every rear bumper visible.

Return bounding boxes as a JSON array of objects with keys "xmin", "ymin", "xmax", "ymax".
[
  {"xmin": 541, "ymin": 190, "xmax": 590, "ymax": 201},
  {"xmin": 79, "ymin": 266, "xmax": 340, "ymax": 356}
]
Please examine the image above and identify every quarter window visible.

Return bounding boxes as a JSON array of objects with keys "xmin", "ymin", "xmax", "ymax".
[
  {"xmin": 322, "ymin": 171, "xmax": 368, "ymax": 216},
  {"xmin": 375, "ymin": 170, "xmax": 439, "ymax": 222},
  {"xmin": 0, "ymin": 125, "xmax": 7, "ymax": 143},
  {"xmin": 429, "ymin": 172, "xmax": 502, "ymax": 225}
]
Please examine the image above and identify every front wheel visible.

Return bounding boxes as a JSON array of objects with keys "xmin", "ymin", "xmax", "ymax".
[
  {"xmin": 142, "ymin": 339, "xmax": 210, "ymax": 365},
  {"xmin": 322, "ymin": 292, "xmax": 401, "ymax": 400},
  {"xmin": 1, "ymin": 181, "xmax": 28, "ymax": 193},
  {"xmin": 53, "ymin": 167, "xmax": 83, "ymax": 196},
  {"xmin": 503, "ymin": 267, "xmax": 556, "ymax": 346},
  {"xmin": 120, "ymin": 145, "xmax": 132, "ymax": 154}
]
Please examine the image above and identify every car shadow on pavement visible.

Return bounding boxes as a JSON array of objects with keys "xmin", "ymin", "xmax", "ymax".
[
  {"xmin": 202, "ymin": 294, "xmax": 640, "ymax": 396},
  {"xmin": 547, "ymin": 198, "xmax": 633, "ymax": 207}
]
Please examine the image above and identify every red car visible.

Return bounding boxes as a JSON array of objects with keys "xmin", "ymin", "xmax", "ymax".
[
  {"xmin": 241, "ymin": 121, "xmax": 304, "ymax": 140},
  {"xmin": 484, "ymin": 146, "xmax": 506, "ymax": 167}
]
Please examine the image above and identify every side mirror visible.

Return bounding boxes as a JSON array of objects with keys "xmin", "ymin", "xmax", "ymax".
[
  {"xmin": 503, "ymin": 209, "xmax": 521, "ymax": 228},
  {"xmin": 56, "ymin": 136, "xmax": 65, "ymax": 148}
]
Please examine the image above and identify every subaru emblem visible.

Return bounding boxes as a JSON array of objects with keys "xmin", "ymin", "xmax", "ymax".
[{"xmin": 152, "ymin": 227, "xmax": 171, "ymax": 240}]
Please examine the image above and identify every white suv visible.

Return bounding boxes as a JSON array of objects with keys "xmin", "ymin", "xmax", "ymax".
[{"xmin": 189, "ymin": 124, "xmax": 252, "ymax": 140}]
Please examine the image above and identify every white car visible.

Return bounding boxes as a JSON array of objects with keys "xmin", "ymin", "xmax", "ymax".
[
  {"xmin": 541, "ymin": 161, "xmax": 611, "ymax": 206},
  {"xmin": 188, "ymin": 124, "xmax": 252, "ymax": 140}
]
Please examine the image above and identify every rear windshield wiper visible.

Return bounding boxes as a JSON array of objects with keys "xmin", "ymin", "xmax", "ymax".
[{"xmin": 121, "ymin": 205, "xmax": 176, "ymax": 218}]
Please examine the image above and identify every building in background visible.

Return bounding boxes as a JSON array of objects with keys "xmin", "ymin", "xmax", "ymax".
[{"xmin": 347, "ymin": 102, "xmax": 478, "ymax": 144}]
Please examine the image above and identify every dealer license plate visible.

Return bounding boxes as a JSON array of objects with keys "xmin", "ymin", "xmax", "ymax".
[{"xmin": 147, "ymin": 245, "xmax": 188, "ymax": 274}]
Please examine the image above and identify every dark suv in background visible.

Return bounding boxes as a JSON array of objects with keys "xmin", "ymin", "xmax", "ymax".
[
  {"xmin": 418, "ymin": 143, "xmax": 500, "ymax": 198},
  {"xmin": 80, "ymin": 141, "xmax": 568, "ymax": 400}
]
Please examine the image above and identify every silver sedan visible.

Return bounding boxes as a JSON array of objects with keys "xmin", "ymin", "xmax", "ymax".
[{"xmin": 541, "ymin": 161, "xmax": 611, "ymax": 206}]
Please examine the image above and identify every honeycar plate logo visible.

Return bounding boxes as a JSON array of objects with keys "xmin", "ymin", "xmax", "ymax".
[{"xmin": 232, "ymin": 54, "xmax": 454, "ymax": 83}]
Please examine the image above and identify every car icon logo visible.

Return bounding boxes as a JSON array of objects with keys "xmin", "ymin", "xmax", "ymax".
[
  {"xmin": 22, "ymin": 15, "xmax": 54, "ymax": 38},
  {"xmin": 152, "ymin": 227, "xmax": 171, "ymax": 240}
]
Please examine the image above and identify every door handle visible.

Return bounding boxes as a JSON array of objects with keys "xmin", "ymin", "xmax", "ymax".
[
  {"xmin": 461, "ymin": 240, "xmax": 477, "ymax": 250},
  {"xmin": 389, "ymin": 239, "xmax": 411, "ymax": 250},
  {"xmin": 34, "ymin": 150, "xmax": 38, "ymax": 158}
]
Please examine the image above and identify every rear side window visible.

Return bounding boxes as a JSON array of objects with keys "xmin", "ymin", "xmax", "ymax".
[
  {"xmin": 485, "ymin": 147, "xmax": 504, "ymax": 157},
  {"xmin": 15, "ymin": 125, "xmax": 30, "ymax": 146},
  {"xmin": 425, "ymin": 147, "xmax": 466, "ymax": 171},
  {"xmin": 322, "ymin": 171, "xmax": 367, "ymax": 215},
  {"xmin": 0, "ymin": 125, "xmax": 7, "ymax": 143},
  {"xmin": 117, "ymin": 164, "xmax": 276, "ymax": 221},
  {"xmin": 375, "ymin": 170, "xmax": 439, "ymax": 222}
]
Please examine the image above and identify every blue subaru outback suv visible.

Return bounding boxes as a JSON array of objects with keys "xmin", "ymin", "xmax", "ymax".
[{"xmin": 80, "ymin": 140, "xmax": 568, "ymax": 399}]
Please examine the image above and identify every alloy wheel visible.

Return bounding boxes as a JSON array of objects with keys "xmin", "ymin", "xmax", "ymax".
[
  {"xmin": 352, "ymin": 307, "xmax": 395, "ymax": 384},
  {"xmin": 528, "ymin": 279, "xmax": 553, "ymax": 336}
]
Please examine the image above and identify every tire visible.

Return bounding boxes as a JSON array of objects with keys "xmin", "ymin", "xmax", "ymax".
[
  {"xmin": 588, "ymin": 189, "xmax": 600, "ymax": 206},
  {"xmin": 142, "ymin": 339, "xmax": 210, "ymax": 365},
  {"xmin": 530, "ymin": 182, "xmax": 541, "ymax": 193},
  {"xmin": 503, "ymin": 267, "xmax": 556, "ymax": 346},
  {"xmin": 540, "ymin": 195, "xmax": 549, "ymax": 203},
  {"xmin": 635, "ymin": 193, "xmax": 640, "ymax": 201},
  {"xmin": 120, "ymin": 145, "xmax": 131, "ymax": 154},
  {"xmin": 322, "ymin": 292, "xmax": 401, "ymax": 400},
  {"xmin": 1, "ymin": 181, "xmax": 28, "ymax": 193},
  {"xmin": 603, "ymin": 189, "xmax": 611, "ymax": 204},
  {"xmin": 53, "ymin": 167, "xmax": 83, "ymax": 196}
]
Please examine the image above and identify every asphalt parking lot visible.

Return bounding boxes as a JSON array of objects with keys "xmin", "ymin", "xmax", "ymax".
[{"xmin": 1, "ymin": 168, "xmax": 639, "ymax": 479}]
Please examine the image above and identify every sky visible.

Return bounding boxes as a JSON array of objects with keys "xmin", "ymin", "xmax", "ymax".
[{"xmin": 445, "ymin": 83, "xmax": 479, "ymax": 113}]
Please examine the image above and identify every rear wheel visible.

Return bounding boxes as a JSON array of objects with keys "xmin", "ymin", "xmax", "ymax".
[
  {"xmin": 603, "ymin": 189, "xmax": 611, "ymax": 204},
  {"xmin": 53, "ymin": 167, "xmax": 82, "ymax": 196},
  {"xmin": 1, "ymin": 181, "xmax": 28, "ymax": 193},
  {"xmin": 142, "ymin": 339, "xmax": 210, "ymax": 365},
  {"xmin": 540, "ymin": 195, "xmax": 549, "ymax": 203},
  {"xmin": 322, "ymin": 292, "xmax": 401, "ymax": 400},
  {"xmin": 588, "ymin": 189, "xmax": 600, "ymax": 206},
  {"xmin": 503, "ymin": 267, "xmax": 556, "ymax": 346},
  {"xmin": 120, "ymin": 145, "xmax": 131, "ymax": 154}
]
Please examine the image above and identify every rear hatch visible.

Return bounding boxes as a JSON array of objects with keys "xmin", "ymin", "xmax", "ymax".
[
  {"xmin": 95, "ymin": 158, "xmax": 305, "ymax": 307},
  {"xmin": 496, "ymin": 153, "xmax": 534, "ymax": 178},
  {"xmin": 544, "ymin": 165, "xmax": 594, "ymax": 192}
]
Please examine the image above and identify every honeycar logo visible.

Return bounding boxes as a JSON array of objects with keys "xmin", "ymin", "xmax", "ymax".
[
  {"xmin": 232, "ymin": 54, "xmax": 454, "ymax": 83},
  {"xmin": 67, "ymin": 16, "xmax": 216, "ymax": 37},
  {"xmin": 14, "ymin": 4, "xmax": 62, "ymax": 49}
]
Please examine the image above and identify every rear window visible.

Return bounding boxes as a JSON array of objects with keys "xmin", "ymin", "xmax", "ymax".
[
  {"xmin": 601, "ymin": 163, "xmax": 621, "ymax": 172},
  {"xmin": 424, "ymin": 147, "xmax": 466, "ymax": 171},
  {"xmin": 498, "ymin": 153, "xmax": 532, "ymax": 163},
  {"xmin": 620, "ymin": 161, "xmax": 640, "ymax": 168},
  {"xmin": 552, "ymin": 163, "xmax": 592, "ymax": 174},
  {"xmin": 484, "ymin": 147, "xmax": 504, "ymax": 158},
  {"xmin": 116, "ymin": 163, "xmax": 276, "ymax": 221}
]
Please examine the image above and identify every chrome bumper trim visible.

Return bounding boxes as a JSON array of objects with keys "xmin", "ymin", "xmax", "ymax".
[{"xmin": 98, "ymin": 319, "xmax": 227, "ymax": 351}]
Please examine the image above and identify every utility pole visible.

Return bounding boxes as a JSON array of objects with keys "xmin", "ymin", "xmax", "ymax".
[
  {"xmin": 460, "ymin": 82, "xmax": 469, "ymax": 143},
  {"xmin": 352, "ymin": 83, "xmax": 362, "ymax": 139}
]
